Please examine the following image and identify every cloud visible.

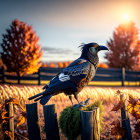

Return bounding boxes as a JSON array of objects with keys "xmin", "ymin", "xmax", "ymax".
[
  {"xmin": 42, "ymin": 46, "xmax": 74, "ymax": 54},
  {"xmin": 41, "ymin": 46, "xmax": 80, "ymax": 62}
]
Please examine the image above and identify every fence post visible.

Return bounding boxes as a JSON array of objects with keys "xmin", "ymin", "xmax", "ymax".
[
  {"xmin": 38, "ymin": 68, "xmax": 41, "ymax": 85},
  {"xmin": 2, "ymin": 66, "xmax": 5, "ymax": 84},
  {"xmin": 122, "ymin": 67, "xmax": 125, "ymax": 86},
  {"xmin": 43, "ymin": 104, "xmax": 60, "ymax": 140},
  {"xmin": 81, "ymin": 107, "xmax": 100, "ymax": 140},
  {"xmin": 4, "ymin": 102, "xmax": 14, "ymax": 140},
  {"xmin": 26, "ymin": 102, "xmax": 41, "ymax": 140},
  {"xmin": 17, "ymin": 72, "xmax": 20, "ymax": 84},
  {"xmin": 120, "ymin": 94, "xmax": 132, "ymax": 140}
]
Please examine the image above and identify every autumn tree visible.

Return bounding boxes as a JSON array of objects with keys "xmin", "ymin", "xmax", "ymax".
[
  {"xmin": 0, "ymin": 19, "xmax": 43, "ymax": 81},
  {"xmin": 49, "ymin": 63, "xmax": 56, "ymax": 68},
  {"xmin": 105, "ymin": 22, "xmax": 140, "ymax": 70},
  {"xmin": 63, "ymin": 62, "xmax": 68, "ymax": 68},
  {"xmin": 58, "ymin": 62, "xmax": 63, "ymax": 68}
]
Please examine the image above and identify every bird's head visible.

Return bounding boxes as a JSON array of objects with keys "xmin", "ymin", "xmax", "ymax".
[{"xmin": 80, "ymin": 42, "xmax": 108, "ymax": 66}]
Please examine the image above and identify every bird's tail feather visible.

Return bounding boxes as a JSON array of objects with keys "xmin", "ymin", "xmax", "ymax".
[
  {"xmin": 28, "ymin": 91, "xmax": 45, "ymax": 100},
  {"xmin": 34, "ymin": 95, "xmax": 44, "ymax": 102},
  {"xmin": 40, "ymin": 94, "xmax": 53, "ymax": 105}
]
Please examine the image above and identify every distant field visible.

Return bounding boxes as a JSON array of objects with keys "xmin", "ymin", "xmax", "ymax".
[{"xmin": 0, "ymin": 84, "xmax": 140, "ymax": 139}]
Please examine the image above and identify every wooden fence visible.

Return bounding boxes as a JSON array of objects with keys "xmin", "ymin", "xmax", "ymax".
[
  {"xmin": 0, "ymin": 67, "xmax": 140, "ymax": 86},
  {"xmin": 5, "ymin": 94, "xmax": 132, "ymax": 140}
]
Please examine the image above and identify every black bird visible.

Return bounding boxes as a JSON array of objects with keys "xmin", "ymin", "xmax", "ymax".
[{"xmin": 28, "ymin": 43, "xmax": 108, "ymax": 105}]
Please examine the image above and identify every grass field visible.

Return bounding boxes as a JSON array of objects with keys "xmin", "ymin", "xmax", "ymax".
[{"xmin": 0, "ymin": 84, "xmax": 140, "ymax": 139}]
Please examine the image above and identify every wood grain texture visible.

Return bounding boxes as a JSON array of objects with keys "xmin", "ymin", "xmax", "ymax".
[
  {"xmin": 120, "ymin": 94, "xmax": 132, "ymax": 140},
  {"xmin": 5, "ymin": 102, "xmax": 14, "ymax": 140},
  {"xmin": 81, "ymin": 107, "xmax": 100, "ymax": 140},
  {"xmin": 26, "ymin": 102, "xmax": 41, "ymax": 140},
  {"xmin": 93, "ymin": 107, "xmax": 100, "ymax": 140},
  {"xmin": 81, "ymin": 111, "xmax": 93, "ymax": 140},
  {"xmin": 43, "ymin": 104, "xmax": 60, "ymax": 140}
]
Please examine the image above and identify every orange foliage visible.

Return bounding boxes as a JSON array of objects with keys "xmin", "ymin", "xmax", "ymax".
[
  {"xmin": 98, "ymin": 63, "xmax": 101, "ymax": 68},
  {"xmin": 63, "ymin": 62, "xmax": 68, "ymax": 68},
  {"xmin": 68, "ymin": 61, "xmax": 73, "ymax": 65},
  {"xmin": 100, "ymin": 63, "xmax": 108, "ymax": 68},
  {"xmin": 105, "ymin": 22, "xmax": 140, "ymax": 71},
  {"xmin": 58, "ymin": 62, "xmax": 64, "ymax": 68},
  {"xmin": 42, "ymin": 63, "xmax": 47, "ymax": 67},
  {"xmin": 50, "ymin": 63, "xmax": 56, "ymax": 68},
  {"xmin": 1, "ymin": 19, "xmax": 43, "ymax": 76}
]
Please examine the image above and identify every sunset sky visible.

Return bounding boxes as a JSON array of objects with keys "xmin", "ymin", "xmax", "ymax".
[{"xmin": 0, "ymin": 0, "xmax": 140, "ymax": 63}]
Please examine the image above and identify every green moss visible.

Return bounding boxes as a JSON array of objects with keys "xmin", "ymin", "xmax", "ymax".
[
  {"xmin": 59, "ymin": 106, "xmax": 81, "ymax": 140},
  {"xmin": 59, "ymin": 100, "xmax": 104, "ymax": 140}
]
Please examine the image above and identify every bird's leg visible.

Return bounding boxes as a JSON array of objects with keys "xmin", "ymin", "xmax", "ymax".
[
  {"xmin": 69, "ymin": 95, "xmax": 73, "ymax": 105},
  {"xmin": 74, "ymin": 94, "xmax": 80, "ymax": 104}
]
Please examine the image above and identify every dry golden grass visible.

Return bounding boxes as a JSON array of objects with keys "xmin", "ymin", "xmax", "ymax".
[
  {"xmin": 0, "ymin": 84, "xmax": 140, "ymax": 139},
  {"xmin": 0, "ymin": 84, "xmax": 140, "ymax": 115}
]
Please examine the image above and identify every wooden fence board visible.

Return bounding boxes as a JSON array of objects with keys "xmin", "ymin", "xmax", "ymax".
[
  {"xmin": 81, "ymin": 111, "xmax": 94, "ymax": 140},
  {"xmin": 5, "ymin": 75, "xmax": 38, "ymax": 80},
  {"xmin": 4, "ymin": 102, "xmax": 14, "ymax": 140},
  {"xmin": 40, "ymin": 67, "xmax": 62, "ymax": 73},
  {"xmin": 43, "ymin": 104, "xmax": 60, "ymax": 140},
  {"xmin": 120, "ymin": 94, "xmax": 132, "ymax": 140},
  {"xmin": 81, "ymin": 107, "xmax": 100, "ymax": 140},
  {"xmin": 96, "ymin": 68, "xmax": 122, "ymax": 74},
  {"xmin": 93, "ymin": 75, "xmax": 122, "ymax": 81},
  {"xmin": 126, "ymin": 70, "xmax": 140, "ymax": 75},
  {"xmin": 40, "ymin": 75, "xmax": 54, "ymax": 80},
  {"xmin": 0, "ymin": 67, "xmax": 140, "ymax": 86},
  {"xmin": 125, "ymin": 76, "xmax": 140, "ymax": 81},
  {"xmin": 26, "ymin": 103, "xmax": 41, "ymax": 140},
  {"xmin": 20, "ymin": 76, "xmax": 38, "ymax": 80}
]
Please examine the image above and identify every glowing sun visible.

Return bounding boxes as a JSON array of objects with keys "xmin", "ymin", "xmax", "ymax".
[{"xmin": 122, "ymin": 13, "xmax": 129, "ymax": 22}]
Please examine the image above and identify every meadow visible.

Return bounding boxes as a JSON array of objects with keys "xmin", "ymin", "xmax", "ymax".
[{"xmin": 0, "ymin": 84, "xmax": 140, "ymax": 139}]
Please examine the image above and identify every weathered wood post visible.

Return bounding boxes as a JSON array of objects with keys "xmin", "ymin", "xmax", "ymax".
[
  {"xmin": 93, "ymin": 107, "xmax": 100, "ymax": 140},
  {"xmin": 43, "ymin": 104, "xmax": 60, "ymax": 140},
  {"xmin": 121, "ymin": 67, "xmax": 125, "ymax": 86},
  {"xmin": 26, "ymin": 102, "xmax": 41, "ymax": 140},
  {"xmin": 81, "ymin": 107, "xmax": 100, "ymax": 140},
  {"xmin": 38, "ymin": 68, "xmax": 41, "ymax": 85},
  {"xmin": 4, "ymin": 102, "xmax": 14, "ymax": 140},
  {"xmin": 120, "ymin": 94, "xmax": 132, "ymax": 140}
]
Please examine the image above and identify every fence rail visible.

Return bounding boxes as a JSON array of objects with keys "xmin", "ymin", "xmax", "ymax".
[{"xmin": 0, "ymin": 67, "xmax": 140, "ymax": 86}]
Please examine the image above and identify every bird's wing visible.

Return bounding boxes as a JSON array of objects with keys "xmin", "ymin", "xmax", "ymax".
[
  {"xmin": 29, "ymin": 59, "xmax": 91, "ymax": 104},
  {"xmin": 63, "ymin": 58, "xmax": 90, "ymax": 77},
  {"xmin": 44, "ymin": 58, "xmax": 91, "ymax": 89}
]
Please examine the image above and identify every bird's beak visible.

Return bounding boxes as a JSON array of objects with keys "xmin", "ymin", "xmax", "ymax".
[{"xmin": 98, "ymin": 45, "xmax": 109, "ymax": 51}]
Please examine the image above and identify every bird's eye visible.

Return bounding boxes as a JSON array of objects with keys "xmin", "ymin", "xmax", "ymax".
[{"xmin": 89, "ymin": 47, "xmax": 96, "ymax": 54}]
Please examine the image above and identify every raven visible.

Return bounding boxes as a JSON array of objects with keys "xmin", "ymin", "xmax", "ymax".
[{"xmin": 28, "ymin": 43, "xmax": 108, "ymax": 105}]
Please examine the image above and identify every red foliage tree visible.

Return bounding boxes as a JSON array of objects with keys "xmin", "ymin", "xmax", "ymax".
[
  {"xmin": 0, "ymin": 19, "xmax": 43, "ymax": 77},
  {"xmin": 105, "ymin": 22, "xmax": 140, "ymax": 70}
]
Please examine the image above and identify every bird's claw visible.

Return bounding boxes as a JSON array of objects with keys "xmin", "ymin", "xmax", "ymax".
[{"xmin": 73, "ymin": 98, "xmax": 90, "ymax": 109}]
